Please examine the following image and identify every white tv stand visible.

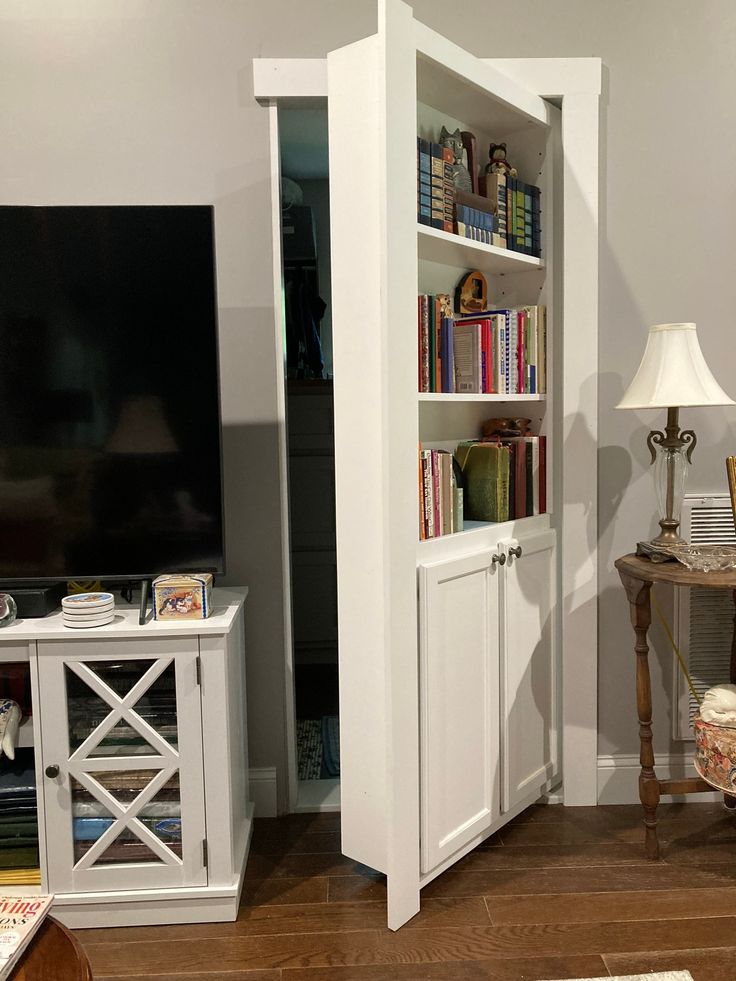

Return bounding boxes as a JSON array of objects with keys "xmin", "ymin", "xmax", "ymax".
[{"xmin": 0, "ymin": 587, "xmax": 251, "ymax": 929}]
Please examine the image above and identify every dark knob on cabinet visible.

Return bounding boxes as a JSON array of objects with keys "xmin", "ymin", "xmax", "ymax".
[
  {"xmin": 509, "ymin": 545, "xmax": 523, "ymax": 559},
  {"xmin": 45, "ymin": 764, "xmax": 60, "ymax": 779},
  {"xmin": 491, "ymin": 553, "xmax": 506, "ymax": 565}
]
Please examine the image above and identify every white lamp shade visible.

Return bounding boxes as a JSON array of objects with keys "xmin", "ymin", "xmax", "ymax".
[{"xmin": 616, "ymin": 322, "xmax": 735, "ymax": 410}]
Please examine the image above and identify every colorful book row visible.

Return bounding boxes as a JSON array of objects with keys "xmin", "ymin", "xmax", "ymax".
[
  {"xmin": 419, "ymin": 447, "xmax": 464, "ymax": 540},
  {"xmin": 479, "ymin": 172, "xmax": 541, "ymax": 257},
  {"xmin": 418, "ymin": 296, "xmax": 547, "ymax": 395}
]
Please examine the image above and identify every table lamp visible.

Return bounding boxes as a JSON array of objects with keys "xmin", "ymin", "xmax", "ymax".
[{"xmin": 616, "ymin": 322, "xmax": 735, "ymax": 546}]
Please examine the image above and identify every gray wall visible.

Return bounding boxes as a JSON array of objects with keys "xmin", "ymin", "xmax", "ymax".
[{"xmin": 2, "ymin": 1, "xmax": 734, "ymax": 801}]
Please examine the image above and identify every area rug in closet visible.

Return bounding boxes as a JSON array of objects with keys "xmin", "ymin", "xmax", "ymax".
[
  {"xmin": 545, "ymin": 973, "xmax": 693, "ymax": 981},
  {"xmin": 296, "ymin": 719, "xmax": 322, "ymax": 780}
]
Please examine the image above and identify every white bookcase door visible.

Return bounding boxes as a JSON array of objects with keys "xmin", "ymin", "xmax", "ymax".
[
  {"xmin": 418, "ymin": 550, "xmax": 500, "ymax": 873},
  {"xmin": 37, "ymin": 638, "xmax": 206, "ymax": 894},
  {"xmin": 327, "ymin": 0, "xmax": 552, "ymax": 930},
  {"xmin": 500, "ymin": 528, "xmax": 558, "ymax": 812}
]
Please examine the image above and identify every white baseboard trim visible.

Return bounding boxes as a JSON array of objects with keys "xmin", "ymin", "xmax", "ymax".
[
  {"xmin": 249, "ymin": 767, "xmax": 278, "ymax": 817},
  {"xmin": 597, "ymin": 752, "xmax": 719, "ymax": 804}
]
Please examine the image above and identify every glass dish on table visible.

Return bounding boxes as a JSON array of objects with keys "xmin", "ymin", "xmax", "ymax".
[{"xmin": 667, "ymin": 543, "xmax": 736, "ymax": 573}]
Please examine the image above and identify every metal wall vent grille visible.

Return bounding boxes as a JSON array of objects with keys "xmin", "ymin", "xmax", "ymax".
[{"xmin": 674, "ymin": 497, "xmax": 736, "ymax": 740}]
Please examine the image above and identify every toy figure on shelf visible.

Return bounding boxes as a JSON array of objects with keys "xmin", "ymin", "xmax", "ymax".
[
  {"xmin": 485, "ymin": 142, "xmax": 518, "ymax": 179},
  {"xmin": 440, "ymin": 126, "xmax": 472, "ymax": 192}
]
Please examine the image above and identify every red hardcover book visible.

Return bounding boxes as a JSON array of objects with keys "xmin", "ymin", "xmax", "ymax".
[
  {"xmin": 517, "ymin": 308, "xmax": 526, "ymax": 394},
  {"xmin": 539, "ymin": 434, "xmax": 547, "ymax": 514},
  {"xmin": 482, "ymin": 320, "xmax": 493, "ymax": 393},
  {"xmin": 418, "ymin": 444, "xmax": 426, "ymax": 540},
  {"xmin": 515, "ymin": 438, "xmax": 526, "ymax": 518},
  {"xmin": 525, "ymin": 440, "xmax": 534, "ymax": 516},
  {"xmin": 431, "ymin": 450, "xmax": 441, "ymax": 537},
  {"xmin": 456, "ymin": 317, "xmax": 492, "ymax": 393}
]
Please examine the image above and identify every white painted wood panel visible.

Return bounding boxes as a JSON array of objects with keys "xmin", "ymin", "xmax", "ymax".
[
  {"xmin": 500, "ymin": 529, "xmax": 558, "ymax": 811},
  {"xmin": 328, "ymin": 0, "xmax": 421, "ymax": 930},
  {"xmin": 419, "ymin": 550, "xmax": 500, "ymax": 872}
]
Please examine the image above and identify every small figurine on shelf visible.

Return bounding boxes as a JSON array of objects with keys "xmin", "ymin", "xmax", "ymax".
[
  {"xmin": 485, "ymin": 142, "xmax": 518, "ymax": 179},
  {"xmin": 440, "ymin": 126, "xmax": 472, "ymax": 192},
  {"xmin": 455, "ymin": 270, "xmax": 488, "ymax": 315}
]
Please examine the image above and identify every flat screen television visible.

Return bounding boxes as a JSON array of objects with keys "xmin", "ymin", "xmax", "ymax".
[{"xmin": 0, "ymin": 205, "xmax": 225, "ymax": 582}]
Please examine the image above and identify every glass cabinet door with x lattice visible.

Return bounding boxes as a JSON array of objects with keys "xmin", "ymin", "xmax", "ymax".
[{"xmin": 36, "ymin": 637, "xmax": 206, "ymax": 894}]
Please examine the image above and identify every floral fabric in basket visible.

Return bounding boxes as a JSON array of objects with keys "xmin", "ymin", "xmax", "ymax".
[{"xmin": 694, "ymin": 710, "xmax": 736, "ymax": 794}]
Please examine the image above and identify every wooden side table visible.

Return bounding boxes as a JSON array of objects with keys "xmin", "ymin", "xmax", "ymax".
[
  {"xmin": 615, "ymin": 553, "xmax": 736, "ymax": 860},
  {"xmin": 10, "ymin": 917, "xmax": 92, "ymax": 980}
]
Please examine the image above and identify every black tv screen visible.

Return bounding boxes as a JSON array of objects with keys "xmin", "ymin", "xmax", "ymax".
[{"xmin": 0, "ymin": 205, "xmax": 225, "ymax": 582}]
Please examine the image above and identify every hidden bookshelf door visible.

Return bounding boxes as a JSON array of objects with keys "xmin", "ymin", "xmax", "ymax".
[{"xmin": 36, "ymin": 638, "xmax": 206, "ymax": 894}]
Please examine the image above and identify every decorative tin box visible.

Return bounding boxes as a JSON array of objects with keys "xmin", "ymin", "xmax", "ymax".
[
  {"xmin": 153, "ymin": 574, "xmax": 213, "ymax": 620},
  {"xmin": 694, "ymin": 710, "xmax": 736, "ymax": 795}
]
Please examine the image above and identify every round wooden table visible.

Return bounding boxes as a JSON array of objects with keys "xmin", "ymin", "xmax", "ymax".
[
  {"xmin": 10, "ymin": 917, "xmax": 91, "ymax": 981},
  {"xmin": 615, "ymin": 553, "xmax": 736, "ymax": 860}
]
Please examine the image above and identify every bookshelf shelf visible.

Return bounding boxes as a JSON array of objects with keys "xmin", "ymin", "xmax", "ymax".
[
  {"xmin": 418, "ymin": 514, "xmax": 548, "ymax": 549},
  {"xmin": 417, "ymin": 225, "xmax": 544, "ymax": 274},
  {"xmin": 418, "ymin": 393, "xmax": 546, "ymax": 403}
]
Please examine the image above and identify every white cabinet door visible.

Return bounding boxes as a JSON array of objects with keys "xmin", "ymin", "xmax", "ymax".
[
  {"xmin": 37, "ymin": 637, "xmax": 206, "ymax": 894},
  {"xmin": 419, "ymin": 550, "xmax": 500, "ymax": 873},
  {"xmin": 500, "ymin": 529, "xmax": 558, "ymax": 812}
]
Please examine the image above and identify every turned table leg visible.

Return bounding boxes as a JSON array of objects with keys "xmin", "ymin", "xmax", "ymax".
[{"xmin": 619, "ymin": 572, "xmax": 660, "ymax": 859}]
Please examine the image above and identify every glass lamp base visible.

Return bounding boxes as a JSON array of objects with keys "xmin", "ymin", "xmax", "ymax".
[{"xmin": 651, "ymin": 442, "xmax": 689, "ymax": 546}]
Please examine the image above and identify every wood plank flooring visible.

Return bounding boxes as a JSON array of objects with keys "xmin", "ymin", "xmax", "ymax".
[{"xmin": 75, "ymin": 802, "xmax": 736, "ymax": 980}]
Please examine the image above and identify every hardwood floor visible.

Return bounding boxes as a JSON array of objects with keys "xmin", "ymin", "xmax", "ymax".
[{"xmin": 75, "ymin": 802, "xmax": 736, "ymax": 980}]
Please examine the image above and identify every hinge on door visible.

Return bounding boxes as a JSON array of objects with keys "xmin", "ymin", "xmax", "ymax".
[
  {"xmin": 202, "ymin": 838, "xmax": 208, "ymax": 868},
  {"xmin": 195, "ymin": 655, "xmax": 202, "ymax": 687}
]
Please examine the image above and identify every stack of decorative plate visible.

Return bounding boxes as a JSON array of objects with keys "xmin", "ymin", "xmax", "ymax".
[{"xmin": 61, "ymin": 592, "xmax": 115, "ymax": 629}]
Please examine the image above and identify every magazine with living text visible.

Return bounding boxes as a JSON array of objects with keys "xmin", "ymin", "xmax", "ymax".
[{"xmin": 0, "ymin": 895, "xmax": 53, "ymax": 979}]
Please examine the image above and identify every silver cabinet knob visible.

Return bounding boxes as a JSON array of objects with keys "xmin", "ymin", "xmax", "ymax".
[
  {"xmin": 509, "ymin": 545, "xmax": 522, "ymax": 559},
  {"xmin": 492, "ymin": 553, "xmax": 506, "ymax": 565},
  {"xmin": 45, "ymin": 764, "xmax": 60, "ymax": 779}
]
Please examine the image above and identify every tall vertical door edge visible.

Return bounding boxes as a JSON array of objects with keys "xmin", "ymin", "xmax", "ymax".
[{"xmin": 328, "ymin": 0, "xmax": 421, "ymax": 929}]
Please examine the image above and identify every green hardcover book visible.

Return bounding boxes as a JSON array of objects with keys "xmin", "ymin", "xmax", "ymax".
[{"xmin": 454, "ymin": 441, "xmax": 510, "ymax": 522}]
